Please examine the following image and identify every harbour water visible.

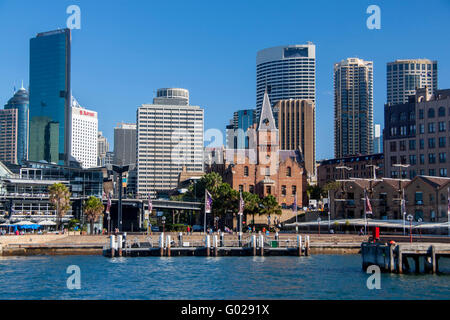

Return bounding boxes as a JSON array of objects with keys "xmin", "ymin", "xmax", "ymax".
[{"xmin": 0, "ymin": 255, "xmax": 449, "ymax": 300}]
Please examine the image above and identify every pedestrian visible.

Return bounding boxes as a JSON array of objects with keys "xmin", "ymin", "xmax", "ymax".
[{"xmin": 187, "ymin": 225, "xmax": 190, "ymax": 234}]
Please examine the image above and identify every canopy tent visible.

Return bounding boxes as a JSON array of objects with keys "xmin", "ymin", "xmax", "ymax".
[{"xmin": 38, "ymin": 220, "xmax": 57, "ymax": 226}]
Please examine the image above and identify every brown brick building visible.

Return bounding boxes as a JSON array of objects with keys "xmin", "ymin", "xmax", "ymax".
[{"xmin": 208, "ymin": 91, "xmax": 308, "ymax": 207}]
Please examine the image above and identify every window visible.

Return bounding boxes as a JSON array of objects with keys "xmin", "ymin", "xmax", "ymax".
[
  {"xmin": 265, "ymin": 167, "xmax": 270, "ymax": 176},
  {"xmin": 415, "ymin": 192, "xmax": 423, "ymax": 205},
  {"xmin": 390, "ymin": 156, "xmax": 397, "ymax": 165},
  {"xmin": 244, "ymin": 166, "xmax": 249, "ymax": 177},
  {"xmin": 439, "ymin": 122, "xmax": 446, "ymax": 132},
  {"xmin": 286, "ymin": 167, "xmax": 292, "ymax": 177},
  {"xmin": 439, "ymin": 107, "xmax": 446, "ymax": 117},
  {"xmin": 419, "ymin": 109, "xmax": 424, "ymax": 119},
  {"xmin": 266, "ymin": 186, "xmax": 271, "ymax": 195},
  {"xmin": 409, "ymin": 111, "xmax": 415, "ymax": 120},
  {"xmin": 400, "ymin": 112, "xmax": 407, "ymax": 121},
  {"xmin": 249, "ymin": 185, "xmax": 254, "ymax": 193},
  {"xmin": 428, "ymin": 123, "xmax": 436, "ymax": 133},
  {"xmin": 429, "ymin": 169, "xmax": 436, "ymax": 176},
  {"xmin": 440, "ymin": 168, "xmax": 448, "ymax": 177},
  {"xmin": 420, "ymin": 139, "xmax": 424, "ymax": 149},
  {"xmin": 439, "ymin": 137, "xmax": 446, "ymax": 148},
  {"xmin": 399, "ymin": 141, "xmax": 406, "ymax": 151},
  {"xmin": 420, "ymin": 154, "xmax": 425, "ymax": 164},
  {"xmin": 428, "ymin": 138, "xmax": 436, "ymax": 148},
  {"xmin": 292, "ymin": 185, "xmax": 297, "ymax": 195},
  {"xmin": 419, "ymin": 124, "xmax": 424, "ymax": 134},
  {"xmin": 439, "ymin": 152, "xmax": 446, "ymax": 163},
  {"xmin": 429, "ymin": 153, "xmax": 436, "ymax": 164},
  {"xmin": 409, "ymin": 140, "xmax": 416, "ymax": 150},
  {"xmin": 281, "ymin": 185, "xmax": 286, "ymax": 196},
  {"xmin": 428, "ymin": 108, "xmax": 435, "ymax": 118},
  {"xmin": 390, "ymin": 142, "xmax": 396, "ymax": 152},
  {"xmin": 409, "ymin": 155, "xmax": 417, "ymax": 165},
  {"xmin": 400, "ymin": 155, "xmax": 407, "ymax": 164},
  {"xmin": 239, "ymin": 185, "xmax": 243, "ymax": 192}
]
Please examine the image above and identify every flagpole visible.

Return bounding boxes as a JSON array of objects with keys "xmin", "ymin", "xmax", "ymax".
[
  {"xmin": 448, "ymin": 187, "xmax": 450, "ymax": 237},
  {"xmin": 402, "ymin": 189, "xmax": 406, "ymax": 236},
  {"xmin": 295, "ymin": 193, "xmax": 298, "ymax": 234},
  {"xmin": 204, "ymin": 189, "xmax": 207, "ymax": 234},
  {"xmin": 364, "ymin": 189, "xmax": 367, "ymax": 236}
]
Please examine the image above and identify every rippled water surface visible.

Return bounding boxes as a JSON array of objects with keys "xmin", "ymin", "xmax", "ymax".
[{"xmin": 0, "ymin": 255, "xmax": 449, "ymax": 299}]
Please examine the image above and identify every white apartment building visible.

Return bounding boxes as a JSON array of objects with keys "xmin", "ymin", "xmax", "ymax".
[
  {"xmin": 71, "ymin": 101, "xmax": 98, "ymax": 168},
  {"xmin": 136, "ymin": 88, "xmax": 204, "ymax": 197},
  {"xmin": 387, "ymin": 59, "xmax": 437, "ymax": 105}
]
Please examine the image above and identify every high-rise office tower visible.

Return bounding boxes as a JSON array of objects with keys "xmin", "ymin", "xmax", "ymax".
[
  {"xmin": 137, "ymin": 88, "xmax": 204, "ymax": 196},
  {"xmin": 256, "ymin": 44, "xmax": 316, "ymax": 118},
  {"xmin": 114, "ymin": 123, "xmax": 136, "ymax": 166},
  {"xmin": 387, "ymin": 59, "xmax": 437, "ymax": 105},
  {"xmin": 97, "ymin": 131, "xmax": 109, "ymax": 166},
  {"xmin": 70, "ymin": 98, "xmax": 98, "ymax": 168},
  {"xmin": 275, "ymin": 99, "xmax": 316, "ymax": 178},
  {"xmin": 227, "ymin": 109, "xmax": 256, "ymax": 149},
  {"xmin": 0, "ymin": 109, "xmax": 18, "ymax": 164},
  {"xmin": 4, "ymin": 84, "xmax": 29, "ymax": 164},
  {"xmin": 29, "ymin": 29, "xmax": 71, "ymax": 165},
  {"xmin": 373, "ymin": 123, "xmax": 382, "ymax": 154},
  {"xmin": 334, "ymin": 58, "xmax": 374, "ymax": 158}
]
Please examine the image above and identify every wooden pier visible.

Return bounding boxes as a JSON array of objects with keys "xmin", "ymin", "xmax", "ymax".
[
  {"xmin": 361, "ymin": 242, "xmax": 450, "ymax": 274},
  {"xmin": 103, "ymin": 233, "xmax": 311, "ymax": 258}
]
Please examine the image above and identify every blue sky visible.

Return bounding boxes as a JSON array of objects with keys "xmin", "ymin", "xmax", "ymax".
[{"xmin": 0, "ymin": 0, "xmax": 449, "ymax": 160}]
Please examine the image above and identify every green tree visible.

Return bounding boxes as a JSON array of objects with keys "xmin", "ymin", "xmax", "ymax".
[
  {"xmin": 242, "ymin": 192, "xmax": 260, "ymax": 225},
  {"xmin": 260, "ymin": 195, "xmax": 282, "ymax": 222},
  {"xmin": 322, "ymin": 181, "xmax": 342, "ymax": 198},
  {"xmin": 189, "ymin": 172, "xmax": 223, "ymax": 201},
  {"xmin": 306, "ymin": 184, "xmax": 322, "ymax": 200},
  {"xmin": 83, "ymin": 196, "xmax": 105, "ymax": 235},
  {"xmin": 48, "ymin": 183, "xmax": 71, "ymax": 230}
]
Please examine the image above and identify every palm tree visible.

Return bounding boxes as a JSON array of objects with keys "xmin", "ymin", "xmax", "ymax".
[
  {"xmin": 83, "ymin": 196, "xmax": 105, "ymax": 235},
  {"xmin": 48, "ymin": 183, "xmax": 71, "ymax": 231}
]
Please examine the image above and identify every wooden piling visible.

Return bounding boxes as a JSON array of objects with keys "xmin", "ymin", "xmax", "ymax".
[
  {"xmin": 305, "ymin": 236, "xmax": 310, "ymax": 256},
  {"xmin": 117, "ymin": 235, "xmax": 123, "ymax": 257},
  {"xmin": 397, "ymin": 246, "xmax": 403, "ymax": 274},
  {"xmin": 166, "ymin": 235, "xmax": 171, "ymax": 257},
  {"xmin": 431, "ymin": 245, "xmax": 436, "ymax": 274},
  {"xmin": 297, "ymin": 235, "xmax": 302, "ymax": 257},
  {"xmin": 213, "ymin": 235, "xmax": 218, "ymax": 257},
  {"xmin": 110, "ymin": 235, "xmax": 115, "ymax": 258},
  {"xmin": 159, "ymin": 233, "xmax": 164, "ymax": 257},
  {"xmin": 206, "ymin": 235, "xmax": 210, "ymax": 257},
  {"xmin": 252, "ymin": 235, "xmax": 256, "ymax": 256},
  {"xmin": 389, "ymin": 244, "xmax": 395, "ymax": 272},
  {"xmin": 259, "ymin": 235, "xmax": 264, "ymax": 256}
]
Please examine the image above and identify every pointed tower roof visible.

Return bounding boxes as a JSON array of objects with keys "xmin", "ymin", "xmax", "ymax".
[{"xmin": 258, "ymin": 90, "xmax": 277, "ymax": 131}]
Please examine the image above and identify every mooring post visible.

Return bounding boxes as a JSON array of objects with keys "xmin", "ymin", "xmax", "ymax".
[
  {"xmin": 166, "ymin": 235, "xmax": 171, "ymax": 257},
  {"xmin": 275, "ymin": 232, "xmax": 279, "ymax": 242},
  {"xmin": 213, "ymin": 235, "xmax": 218, "ymax": 257},
  {"xmin": 259, "ymin": 234, "xmax": 264, "ymax": 256},
  {"xmin": 159, "ymin": 233, "xmax": 164, "ymax": 257},
  {"xmin": 297, "ymin": 235, "xmax": 301, "ymax": 256},
  {"xmin": 178, "ymin": 232, "xmax": 183, "ymax": 247},
  {"xmin": 238, "ymin": 231, "xmax": 242, "ymax": 247},
  {"xmin": 117, "ymin": 235, "xmax": 123, "ymax": 257},
  {"xmin": 110, "ymin": 235, "xmax": 115, "ymax": 258},
  {"xmin": 206, "ymin": 235, "xmax": 211, "ymax": 257},
  {"xmin": 431, "ymin": 245, "xmax": 436, "ymax": 274},
  {"xmin": 252, "ymin": 235, "xmax": 256, "ymax": 256},
  {"xmin": 389, "ymin": 244, "xmax": 395, "ymax": 273},
  {"xmin": 305, "ymin": 235, "xmax": 310, "ymax": 256},
  {"xmin": 397, "ymin": 245, "xmax": 403, "ymax": 274},
  {"xmin": 220, "ymin": 232, "xmax": 224, "ymax": 247}
]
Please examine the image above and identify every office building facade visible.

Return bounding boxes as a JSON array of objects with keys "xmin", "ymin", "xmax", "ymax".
[
  {"xmin": 97, "ymin": 131, "xmax": 109, "ymax": 166},
  {"xmin": 373, "ymin": 124, "xmax": 382, "ymax": 153},
  {"xmin": 384, "ymin": 88, "xmax": 450, "ymax": 179},
  {"xmin": 136, "ymin": 88, "xmax": 204, "ymax": 196},
  {"xmin": 334, "ymin": 58, "xmax": 374, "ymax": 158},
  {"xmin": 256, "ymin": 44, "xmax": 316, "ymax": 118},
  {"xmin": 70, "ymin": 101, "xmax": 98, "ymax": 168},
  {"xmin": 227, "ymin": 109, "xmax": 257, "ymax": 149},
  {"xmin": 29, "ymin": 29, "xmax": 71, "ymax": 165},
  {"xmin": 0, "ymin": 109, "xmax": 18, "ymax": 164},
  {"xmin": 4, "ymin": 85, "xmax": 29, "ymax": 164},
  {"xmin": 114, "ymin": 123, "xmax": 136, "ymax": 166},
  {"xmin": 387, "ymin": 59, "xmax": 437, "ymax": 105},
  {"xmin": 275, "ymin": 99, "xmax": 316, "ymax": 178}
]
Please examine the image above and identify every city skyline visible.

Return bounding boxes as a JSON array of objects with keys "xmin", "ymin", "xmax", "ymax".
[{"xmin": 0, "ymin": 0, "xmax": 449, "ymax": 160}]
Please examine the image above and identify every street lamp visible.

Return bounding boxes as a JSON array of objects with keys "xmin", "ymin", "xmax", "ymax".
[
  {"xmin": 407, "ymin": 214, "xmax": 413, "ymax": 244},
  {"xmin": 111, "ymin": 164, "xmax": 130, "ymax": 232},
  {"xmin": 418, "ymin": 217, "xmax": 423, "ymax": 239}
]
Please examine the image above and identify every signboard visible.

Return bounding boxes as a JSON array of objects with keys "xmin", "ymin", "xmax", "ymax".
[{"xmin": 156, "ymin": 211, "xmax": 164, "ymax": 217}]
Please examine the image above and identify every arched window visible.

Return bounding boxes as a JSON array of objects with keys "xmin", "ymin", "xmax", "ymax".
[
  {"xmin": 428, "ymin": 108, "xmax": 435, "ymax": 118},
  {"xmin": 438, "ymin": 107, "xmax": 445, "ymax": 117},
  {"xmin": 244, "ymin": 166, "xmax": 249, "ymax": 177},
  {"xmin": 286, "ymin": 167, "xmax": 292, "ymax": 177}
]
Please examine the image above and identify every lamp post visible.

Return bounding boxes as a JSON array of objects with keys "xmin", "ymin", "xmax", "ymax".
[
  {"xmin": 407, "ymin": 214, "xmax": 413, "ymax": 244},
  {"xmin": 418, "ymin": 218, "xmax": 423, "ymax": 239},
  {"xmin": 162, "ymin": 216, "xmax": 166, "ymax": 233},
  {"xmin": 112, "ymin": 164, "xmax": 130, "ymax": 232}
]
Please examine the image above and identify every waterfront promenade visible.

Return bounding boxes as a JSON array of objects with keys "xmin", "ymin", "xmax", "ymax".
[{"xmin": 0, "ymin": 233, "xmax": 369, "ymax": 256}]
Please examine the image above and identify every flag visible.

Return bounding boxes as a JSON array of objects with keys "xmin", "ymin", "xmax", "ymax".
[
  {"xmin": 238, "ymin": 191, "xmax": 244, "ymax": 215},
  {"xmin": 292, "ymin": 193, "xmax": 297, "ymax": 214},
  {"xmin": 447, "ymin": 187, "xmax": 450, "ymax": 215},
  {"xmin": 205, "ymin": 190, "xmax": 213, "ymax": 213},
  {"xmin": 364, "ymin": 189, "xmax": 372, "ymax": 215},
  {"xmin": 148, "ymin": 193, "xmax": 153, "ymax": 213},
  {"xmin": 106, "ymin": 193, "xmax": 111, "ymax": 213}
]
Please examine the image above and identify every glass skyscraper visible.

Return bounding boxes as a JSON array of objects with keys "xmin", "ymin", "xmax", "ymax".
[
  {"xmin": 4, "ymin": 85, "xmax": 29, "ymax": 164},
  {"xmin": 29, "ymin": 29, "xmax": 71, "ymax": 165}
]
